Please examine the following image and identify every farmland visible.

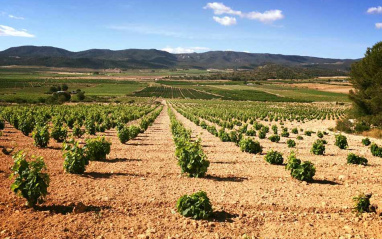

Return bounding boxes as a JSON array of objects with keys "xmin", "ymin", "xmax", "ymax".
[{"xmin": 1, "ymin": 67, "xmax": 382, "ymax": 238}]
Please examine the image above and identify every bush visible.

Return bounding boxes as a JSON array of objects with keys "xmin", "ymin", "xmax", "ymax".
[
  {"xmin": 370, "ymin": 143, "xmax": 382, "ymax": 157},
  {"xmin": 239, "ymin": 138, "xmax": 263, "ymax": 154},
  {"xmin": 85, "ymin": 136, "xmax": 111, "ymax": 161},
  {"xmin": 264, "ymin": 150, "xmax": 283, "ymax": 165},
  {"xmin": 292, "ymin": 128, "xmax": 298, "ymax": 134},
  {"xmin": 73, "ymin": 123, "xmax": 85, "ymax": 138},
  {"xmin": 285, "ymin": 151, "xmax": 301, "ymax": 171},
  {"xmin": 246, "ymin": 129, "xmax": 256, "ymax": 136},
  {"xmin": 129, "ymin": 125, "xmax": 141, "ymax": 139},
  {"xmin": 335, "ymin": 134, "xmax": 348, "ymax": 149},
  {"xmin": 297, "ymin": 136, "xmax": 303, "ymax": 140},
  {"xmin": 10, "ymin": 151, "xmax": 50, "ymax": 207},
  {"xmin": 281, "ymin": 130, "xmax": 289, "ymax": 138},
  {"xmin": 200, "ymin": 121, "xmax": 207, "ymax": 129},
  {"xmin": 51, "ymin": 124, "xmax": 68, "ymax": 143},
  {"xmin": 176, "ymin": 139, "xmax": 209, "ymax": 178},
  {"xmin": 347, "ymin": 153, "xmax": 368, "ymax": 165},
  {"xmin": 353, "ymin": 193, "xmax": 373, "ymax": 214},
  {"xmin": 290, "ymin": 161, "xmax": 316, "ymax": 182},
  {"xmin": 268, "ymin": 134, "xmax": 280, "ymax": 143},
  {"xmin": 118, "ymin": 126, "xmax": 130, "ymax": 144},
  {"xmin": 206, "ymin": 126, "xmax": 218, "ymax": 137},
  {"xmin": 258, "ymin": 130, "xmax": 266, "ymax": 139},
  {"xmin": 362, "ymin": 138, "xmax": 371, "ymax": 146},
  {"xmin": 85, "ymin": 118, "xmax": 96, "ymax": 135},
  {"xmin": 305, "ymin": 131, "xmax": 313, "ymax": 136},
  {"xmin": 229, "ymin": 131, "xmax": 242, "ymax": 145},
  {"xmin": 311, "ymin": 140, "xmax": 325, "ymax": 155},
  {"xmin": 19, "ymin": 115, "xmax": 34, "ymax": 136},
  {"xmin": 317, "ymin": 131, "xmax": 324, "ymax": 138},
  {"xmin": 218, "ymin": 128, "xmax": 230, "ymax": 142},
  {"xmin": 176, "ymin": 191, "xmax": 213, "ymax": 220},
  {"xmin": 63, "ymin": 139, "xmax": 88, "ymax": 174},
  {"xmin": 287, "ymin": 139, "xmax": 296, "ymax": 148},
  {"xmin": 32, "ymin": 124, "xmax": 50, "ymax": 148},
  {"xmin": 272, "ymin": 125, "xmax": 278, "ymax": 134}
]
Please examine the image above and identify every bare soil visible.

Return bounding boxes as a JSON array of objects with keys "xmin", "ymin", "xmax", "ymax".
[{"xmin": 1, "ymin": 103, "xmax": 382, "ymax": 238}]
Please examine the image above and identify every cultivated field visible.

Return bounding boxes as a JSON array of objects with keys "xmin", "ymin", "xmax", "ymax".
[{"xmin": 1, "ymin": 96, "xmax": 382, "ymax": 238}]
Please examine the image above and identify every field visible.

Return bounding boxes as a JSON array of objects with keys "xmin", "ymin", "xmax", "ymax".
[{"xmin": 1, "ymin": 67, "xmax": 382, "ymax": 238}]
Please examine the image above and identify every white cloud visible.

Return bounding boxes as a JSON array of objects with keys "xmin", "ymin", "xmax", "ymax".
[
  {"xmin": 162, "ymin": 46, "xmax": 210, "ymax": 54},
  {"xmin": 204, "ymin": 2, "xmax": 242, "ymax": 16},
  {"xmin": 204, "ymin": 2, "xmax": 284, "ymax": 25},
  {"xmin": 8, "ymin": 14, "xmax": 24, "ymax": 20},
  {"xmin": 245, "ymin": 10, "xmax": 284, "ymax": 23},
  {"xmin": 0, "ymin": 25, "xmax": 35, "ymax": 37},
  {"xmin": 213, "ymin": 16, "xmax": 237, "ymax": 26},
  {"xmin": 367, "ymin": 6, "xmax": 382, "ymax": 14},
  {"xmin": 376, "ymin": 23, "xmax": 382, "ymax": 29}
]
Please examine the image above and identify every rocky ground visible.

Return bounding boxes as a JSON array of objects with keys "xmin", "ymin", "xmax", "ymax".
[{"xmin": 1, "ymin": 103, "xmax": 382, "ymax": 239}]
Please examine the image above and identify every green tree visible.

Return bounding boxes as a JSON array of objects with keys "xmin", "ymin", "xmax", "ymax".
[{"xmin": 349, "ymin": 41, "xmax": 382, "ymax": 126}]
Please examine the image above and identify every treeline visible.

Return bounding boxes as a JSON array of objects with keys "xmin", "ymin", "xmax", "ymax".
[{"xmin": 167, "ymin": 64, "xmax": 349, "ymax": 81}]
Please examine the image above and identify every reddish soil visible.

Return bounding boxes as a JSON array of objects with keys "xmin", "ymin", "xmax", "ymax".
[{"xmin": 1, "ymin": 103, "xmax": 382, "ymax": 238}]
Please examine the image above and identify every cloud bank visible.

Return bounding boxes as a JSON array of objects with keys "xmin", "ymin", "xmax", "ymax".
[
  {"xmin": 0, "ymin": 25, "xmax": 35, "ymax": 37},
  {"xmin": 204, "ymin": 2, "xmax": 284, "ymax": 26},
  {"xmin": 161, "ymin": 46, "xmax": 210, "ymax": 54}
]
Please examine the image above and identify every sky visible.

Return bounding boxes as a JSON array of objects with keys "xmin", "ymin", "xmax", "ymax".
[{"xmin": 0, "ymin": 0, "xmax": 381, "ymax": 59}]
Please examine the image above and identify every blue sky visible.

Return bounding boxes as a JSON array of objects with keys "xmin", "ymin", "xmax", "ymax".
[{"xmin": 0, "ymin": 0, "xmax": 381, "ymax": 59}]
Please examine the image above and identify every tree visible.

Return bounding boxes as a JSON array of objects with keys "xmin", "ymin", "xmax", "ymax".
[
  {"xmin": 349, "ymin": 41, "xmax": 382, "ymax": 126},
  {"xmin": 62, "ymin": 84, "xmax": 69, "ymax": 91},
  {"xmin": 77, "ymin": 91, "xmax": 85, "ymax": 101}
]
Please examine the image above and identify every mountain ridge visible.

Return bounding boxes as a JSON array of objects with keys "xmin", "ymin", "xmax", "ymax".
[{"xmin": 0, "ymin": 46, "xmax": 356, "ymax": 71}]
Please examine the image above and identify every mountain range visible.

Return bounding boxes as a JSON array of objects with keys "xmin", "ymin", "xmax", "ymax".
[{"xmin": 0, "ymin": 46, "xmax": 356, "ymax": 71}]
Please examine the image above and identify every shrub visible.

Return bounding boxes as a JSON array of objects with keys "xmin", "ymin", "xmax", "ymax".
[
  {"xmin": 287, "ymin": 139, "xmax": 296, "ymax": 148},
  {"xmin": 290, "ymin": 161, "xmax": 316, "ymax": 182},
  {"xmin": 200, "ymin": 121, "xmax": 207, "ymax": 129},
  {"xmin": 335, "ymin": 134, "xmax": 348, "ymax": 149},
  {"xmin": 63, "ymin": 139, "xmax": 88, "ymax": 174},
  {"xmin": 32, "ymin": 124, "xmax": 50, "ymax": 148},
  {"xmin": 285, "ymin": 151, "xmax": 301, "ymax": 171},
  {"xmin": 10, "ymin": 151, "xmax": 50, "ymax": 207},
  {"xmin": 85, "ymin": 118, "xmax": 96, "ymax": 135},
  {"xmin": 206, "ymin": 126, "xmax": 218, "ymax": 137},
  {"xmin": 176, "ymin": 139, "xmax": 209, "ymax": 178},
  {"xmin": 370, "ymin": 143, "xmax": 382, "ymax": 157},
  {"xmin": 317, "ymin": 131, "xmax": 324, "ymax": 138},
  {"xmin": 118, "ymin": 126, "xmax": 130, "ymax": 144},
  {"xmin": 347, "ymin": 153, "xmax": 368, "ymax": 166},
  {"xmin": 362, "ymin": 138, "xmax": 371, "ymax": 146},
  {"xmin": 129, "ymin": 125, "xmax": 141, "ymax": 139},
  {"xmin": 264, "ymin": 150, "xmax": 283, "ymax": 165},
  {"xmin": 176, "ymin": 191, "xmax": 213, "ymax": 220},
  {"xmin": 353, "ymin": 193, "xmax": 373, "ymax": 214},
  {"xmin": 246, "ymin": 129, "xmax": 256, "ymax": 136},
  {"xmin": 72, "ymin": 123, "xmax": 85, "ymax": 138},
  {"xmin": 51, "ymin": 124, "xmax": 68, "ymax": 143},
  {"xmin": 19, "ymin": 115, "xmax": 34, "ymax": 136},
  {"xmin": 272, "ymin": 125, "xmax": 278, "ymax": 134},
  {"xmin": 229, "ymin": 131, "xmax": 242, "ymax": 145},
  {"xmin": 218, "ymin": 128, "xmax": 230, "ymax": 142},
  {"xmin": 258, "ymin": 130, "xmax": 266, "ymax": 139},
  {"xmin": 292, "ymin": 128, "xmax": 298, "ymax": 134},
  {"xmin": 297, "ymin": 136, "xmax": 303, "ymax": 140},
  {"xmin": 305, "ymin": 131, "xmax": 313, "ymax": 136},
  {"xmin": 85, "ymin": 136, "xmax": 112, "ymax": 161},
  {"xmin": 239, "ymin": 138, "xmax": 263, "ymax": 154},
  {"xmin": 311, "ymin": 140, "xmax": 325, "ymax": 155},
  {"xmin": 268, "ymin": 134, "xmax": 280, "ymax": 143},
  {"xmin": 281, "ymin": 131, "xmax": 289, "ymax": 137}
]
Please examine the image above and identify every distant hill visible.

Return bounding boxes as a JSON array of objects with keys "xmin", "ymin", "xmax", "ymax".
[{"xmin": 0, "ymin": 46, "xmax": 356, "ymax": 72}]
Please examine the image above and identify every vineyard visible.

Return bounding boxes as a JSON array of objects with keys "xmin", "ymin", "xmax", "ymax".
[{"xmin": 1, "ymin": 99, "xmax": 382, "ymax": 238}]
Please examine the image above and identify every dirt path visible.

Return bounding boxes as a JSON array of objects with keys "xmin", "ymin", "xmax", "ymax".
[{"xmin": 1, "ymin": 103, "xmax": 382, "ymax": 238}]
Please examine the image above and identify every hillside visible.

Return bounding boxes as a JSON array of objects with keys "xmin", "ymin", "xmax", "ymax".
[{"xmin": 0, "ymin": 46, "xmax": 355, "ymax": 72}]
